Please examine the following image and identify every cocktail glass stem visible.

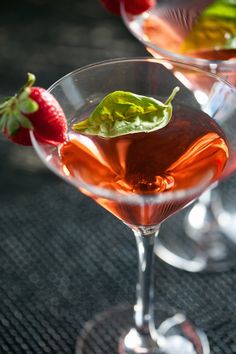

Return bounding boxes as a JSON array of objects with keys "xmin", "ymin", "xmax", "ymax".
[{"xmin": 120, "ymin": 226, "xmax": 161, "ymax": 353}]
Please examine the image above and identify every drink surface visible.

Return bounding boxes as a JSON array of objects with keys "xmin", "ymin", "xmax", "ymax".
[{"xmin": 60, "ymin": 104, "xmax": 228, "ymax": 226}]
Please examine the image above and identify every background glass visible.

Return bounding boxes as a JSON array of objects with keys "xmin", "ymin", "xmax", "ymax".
[{"xmin": 121, "ymin": 0, "xmax": 236, "ymax": 272}]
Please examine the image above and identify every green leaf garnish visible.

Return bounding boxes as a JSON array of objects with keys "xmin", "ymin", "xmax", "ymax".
[
  {"xmin": 203, "ymin": 0, "xmax": 236, "ymax": 19},
  {"xmin": 72, "ymin": 87, "xmax": 179, "ymax": 138},
  {"xmin": 180, "ymin": 0, "xmax": 236, "ymax": 54}
]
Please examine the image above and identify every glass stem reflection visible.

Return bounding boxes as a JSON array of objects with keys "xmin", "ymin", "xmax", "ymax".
[{"xmin": 133, "ymin": 226, "xmax": 160, "ymax": 339}]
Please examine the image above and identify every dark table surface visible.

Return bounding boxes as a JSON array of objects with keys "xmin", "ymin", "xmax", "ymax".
[{"xmin": 0, "ymin": 1, "xmax": 236, "ymax": 353}]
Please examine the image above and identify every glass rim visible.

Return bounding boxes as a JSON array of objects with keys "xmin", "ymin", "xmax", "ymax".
[
  {"xmin": 48, "ymin": 57, "xmax": 235, "ymax": 93},
  {"xmin": 120, "ymin": 4, "xmax": 236, "ymax": 68},
  {"xmin": 31, "ymin": 57, "xmax": 231, "ymax": 204}
]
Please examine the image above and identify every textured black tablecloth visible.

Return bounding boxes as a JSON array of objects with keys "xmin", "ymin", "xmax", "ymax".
[{"xmin": 0, "ymin": 1, "xmax": 236, "ymax": 353}]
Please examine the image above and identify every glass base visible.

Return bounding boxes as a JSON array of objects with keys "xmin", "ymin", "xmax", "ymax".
[{"xmin": 75, "ymin": 304, "xmax": 210, "ymax": 354}]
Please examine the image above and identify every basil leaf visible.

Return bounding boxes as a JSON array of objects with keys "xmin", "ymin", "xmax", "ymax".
[
  {"xmin": 203, "ymin": 0, "xmax": 236, "ymax": 19},
  {"xmin": 180, "ymin": 0, "xmax": 236, "ymax": 53},
  {"xmin": 73, "ymin": 87, "xmax": 179, "ymax": 138}
]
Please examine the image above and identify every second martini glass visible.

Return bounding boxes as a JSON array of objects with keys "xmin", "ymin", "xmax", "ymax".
[
  {"xmin": 30, "ymin": 58, "xmax": 236, "ymax": 354},
  {"xmin": 121, "ymin": 0, "xmax": 236, "ymax": 272}
]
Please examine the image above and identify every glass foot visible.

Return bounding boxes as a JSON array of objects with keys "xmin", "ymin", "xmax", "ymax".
[{"xmin": 75, "ymin": 304, "xmax": 210, "ymax": 354}]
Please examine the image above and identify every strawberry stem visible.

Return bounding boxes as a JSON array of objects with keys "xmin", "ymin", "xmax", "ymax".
[
  {"xmin": 26, "ymin": 73, "xmax": 36, "ymax": 87},
  {"xmin": 17, "ymin": 73, "xmax": 36, "ymax": 97}
]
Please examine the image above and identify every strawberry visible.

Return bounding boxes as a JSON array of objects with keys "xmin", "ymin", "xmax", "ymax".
[
  {"xmin": 125, "ymin": 0, "xmax": 156, "ymax": 15},
  {"xmin": 100, "ymin": 0, "xmax": 120, "ymax": 16},
  {"xmin": 100, "ymin": 0, "xmax": 156, "ymax": 16},
  {"xmin": 0, "ymin": 73, "xmax": 67, "ymax": 146}
]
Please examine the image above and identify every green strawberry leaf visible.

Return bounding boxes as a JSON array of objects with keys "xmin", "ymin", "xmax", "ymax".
[
  {"xmin": 18, "ymin": 98, "xmax": 38, "ymax": 114},
  {"xmin": 0, "ymin": 97, "xmax": 12, "ymax": 110},
  {"xmin": 7, "ymin": 116, "xmax": 20, "ymax": 136},
  {"xmin": 73, "ymin": 87, "xmax": 179, "ymax": 138},
  {"xmin": 18, "ymin": 88, "xmax": 30, "ymax": 101},
  {"xmin": 0, "ymin": 73, "xmax": 38, "ymax": 139},
  {"xmin": 0, "ymin": 113, "xmax": 8, "ymax": 130},
  {"xmin": 15, "ymin": 112, "xmax": 33, "ymax": 129}
]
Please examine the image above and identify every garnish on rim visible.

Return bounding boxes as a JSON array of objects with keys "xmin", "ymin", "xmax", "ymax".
[
  {"xmin": 180, "ymin": 0, "xmax": 236, "ymax": 54},
  {"xmin": 73, "ymin": 87, "xmax": 179, "ymax": 138},
  {"xmin": 0, "ymin": 73, "xmax": 67, "ymax": 146}
]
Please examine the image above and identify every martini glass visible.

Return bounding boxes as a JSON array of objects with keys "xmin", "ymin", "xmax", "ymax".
[
  {"xmin": 30, "ymin": 58, "xmax": 235, "ymax": 354},
  {"xmin": 121, "ymin": 0, "xmax": 236, "ymax": 272}
]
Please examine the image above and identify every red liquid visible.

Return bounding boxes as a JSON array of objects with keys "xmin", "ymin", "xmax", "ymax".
[{"xmin": 60, "ymin": 105, "xmax": 228, "ymax": 226}]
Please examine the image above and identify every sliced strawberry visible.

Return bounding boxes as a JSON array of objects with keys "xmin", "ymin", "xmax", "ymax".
[
  {"xmin": 0, "ymin": 73, "xmax": 67, "ymax": 146},
  {"xmin": 100, "ymin": 0, "xmax": 156, "ymax": 16}
]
